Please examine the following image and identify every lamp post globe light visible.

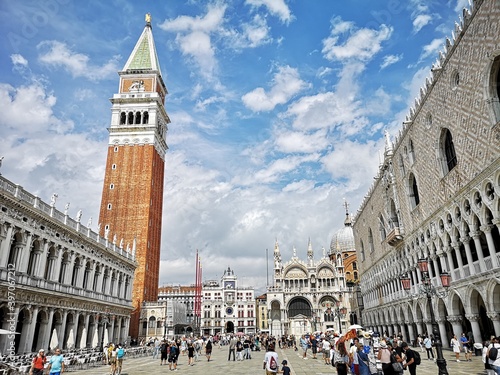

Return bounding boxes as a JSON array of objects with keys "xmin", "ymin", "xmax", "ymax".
[{"xmin": 400, "ymin": 258, "xmax": 451, "ymax": 375}]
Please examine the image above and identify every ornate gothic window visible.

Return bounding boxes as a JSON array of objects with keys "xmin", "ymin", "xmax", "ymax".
[
  {"xmin": 408, "ymin": 139, "xmax": 415, "ymax": 165},
  {"xmin": 379, "ymin": 214, "xmax": 386, "ymax": 240},
  {"xmin": 487, "ymin": 54, "xmax": 500, "ymax": 124},
  {"xmin": 368, "ymin": 228, "xmax": 374, "ymax": 253},
  {"xmin": 440, "ymin": 128, "xmax": 457, "ymax": 174},
  {"xmin": 409, "ymin": 173, "xmax": 420, "ymax": 208}
]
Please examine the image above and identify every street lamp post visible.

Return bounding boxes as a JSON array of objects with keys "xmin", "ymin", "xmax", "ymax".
[
  {"xmin": 400, "ymin": 258, "xmax": 451, "ymax": 375},
  {"xmin": 334, "ymin": 300, "xmax": 347, "ymax": 334}
]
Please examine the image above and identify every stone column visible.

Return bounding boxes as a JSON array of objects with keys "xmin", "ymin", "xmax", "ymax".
[
  {"xmin": 435, "ymin": 317, "xmax": 448, "ymax": 348},
  {"xmin": 470, "ymin": 232, "xmax": 486, "ymax": 272},
  {"xmin": 18, "ymin": 306, "xmax": 36, "ymax": 354},
  {"xmin": 51, "ymin": 247, "xmax": 63, "ymax": 283},
  {"xmin": 465, "ymin": 314, "xmax": 482, "ymax": 345},
  {"xmin": 416, "ymin": 321, "xmax": 424, "ymax": 337},
  {"xmin": 43, "ymin": 309, "xmax": 54, "ymax": 351},
  {"xmin": 18, "ymin": 232, "xmax": 33, "ymax": 274},
  {"xmin": 59, "ymin": 310, "xmax": 68, "ymax": 350},
  {"xmin": 452, "ymin": 243, "xmax": 464, "ymax": 278},
  {"xmin": 487, "ymin": 313, "xmax": 500, "ymax": 338},
  {"xmin": 36, "ymin": 240, "xmax": 50, "ymax": 278},
  {"xmin": 64, "ymin": 252, "xmax": 75, "ymax": 285},
  {"xmin": 447, "ymin": 315, "xmax": 463, "ymax": 344},
  {"xmin": 115, "ymin": 316, "xmax": 122, "ymax": 345},
  {"xmin": 0, "ymin": 223, "xmax": 14, "ymax": 268},
  {"xmin": 460, "ymin": 236, "xmax": 475, "ymax": 273},
  {"xmin": 423, "ymin": 319, "xmax": 432, "ymax": 338},
  {"xmin": 407, "ymin": 322, "xmax": 415, "ymax": 344},
  {"xmin": 76, "ymin": 256, "xmax": 86, "ymax": 288},
  {"xmin": 83, "ymin": 314, "xmax": 91, "ymax": 348},
  {"xmin": 87, "ymin": 260, "xmax": 96, "ymax": 291},
  {"xmin": 109, "ymin": 316, "xmax": 115, "ymax": 343},
  {"xmin": 481, "ymin": 225, "xmax": 499, "ymax": 268}
]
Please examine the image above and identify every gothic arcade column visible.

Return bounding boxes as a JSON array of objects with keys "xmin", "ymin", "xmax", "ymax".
[
  {"xmin": 481, "ymin": 225, "xmax": 499, "ymax": 268},
  {"xmin": 465, "ymin": 314, "xmax": 482, "ymax": 345},
  {"xmin": 407, "ymin": 322, "xmax": 415, "ymax": 344},
  {"xmin": 424, "ymin": 319, "xmax": 432, "ymax": 338},
  {"xmin": 416, "ymin": 321, "xmax": 424, "ymax": 337},
  {"xmin": 451, "ymin": 243, "xmax": 464, "ymax": 279},
  {"xmin": 470, "ymin": 232, "xmax": 486, "ymax": 272},
  {"xmin": 436, "ymin": 317, "xmax": 448, "ymax": 347},
  {"xmin": 448, "ymin": 315, "xmax": 463, "ymax": 341},
  {"xmin": 488, "ymin": 313, "xmax": 500, "ymax": 337}
]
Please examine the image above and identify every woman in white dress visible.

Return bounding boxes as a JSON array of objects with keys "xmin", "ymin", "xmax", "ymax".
[{"xmin": 450, "ymin": 335, "xmax": 461, "ymax": 362}]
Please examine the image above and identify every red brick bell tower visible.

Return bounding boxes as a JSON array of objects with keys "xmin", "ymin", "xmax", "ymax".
[{"xmin": 99, "ymin": 13, "xmax": 169, "ymax": 339}]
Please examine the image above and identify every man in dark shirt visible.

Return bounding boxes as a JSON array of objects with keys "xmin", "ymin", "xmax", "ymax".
[
  {"xmin": 402, "ymin": 342, "xmax": 417, "ymax": 375},
  {"xmin": 281, "ymin": 359, "xmax": 291, "ymax": 375}
]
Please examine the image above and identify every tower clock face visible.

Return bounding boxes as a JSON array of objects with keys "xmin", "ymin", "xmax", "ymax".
[
  {"xmin": 226, "ymin": 307, "xmax": 234, "ymax": 315},
  {"xmin": 224, "ymin": 281, "xmax": 235, "ymax": 289}
]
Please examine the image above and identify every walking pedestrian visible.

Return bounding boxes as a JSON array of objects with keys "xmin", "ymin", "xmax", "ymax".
[
  {"xmin": 30, "ymin": 349, "xmax": 47, "ymax": 375},
  {"xmin": 47, "ymin": 348, "xmax": 64, "ymax": 375},
  {"xmin": 228, "ymin": 335, "xmax": 237, "ymax": 361},
  {"xmin": 402, "ymin": 342, "xmax": 417, "ymax": 375},
  {"xmin": 263, "ymin": 343, "xmax": 279, "ymax": 375},
  {"xmin": 205, "ymin": 338, "xmax": 213, "ymax": 361},
  {"xmin": 451, "ymin": 334, "xmax": 461, "ymax": 362},
  {"xmin": 423, "ymin": 335, "xmax": 434, "ymax": 360},
  {"xmin": 333, "ymin": 339, "xmax": 351, "ymax": 375}
]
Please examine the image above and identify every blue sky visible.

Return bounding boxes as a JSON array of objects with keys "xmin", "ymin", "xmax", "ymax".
[{"xmin": 0, "ymin": 0, "xmax": 468, "ymax": 292}]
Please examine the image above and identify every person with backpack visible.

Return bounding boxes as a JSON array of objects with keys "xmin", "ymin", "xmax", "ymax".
[
  {"xmin": 115, "ymin": 344, "xmax": 125, "ymax": 375},
  {"xmin": 160, "ymin": 340, "xmax": 168, "ymax": 366},
  {"xmin": 205, "ymin": 337, "xmax": 213, "ymax": 362},
  {"xmin": 168, "ymin": 341, "xmax": 178, "ymax": 371},
  {"xmin": 487, "ymin": 336, "xmax": 500, "ymax": 375},
  {"xmin": 402, "ymin": 342, "xmax": 418, "ymax": 375},
  {"xmin": 30, "ymin": 349, "xmax": 47, "ymax": 375},
  {"xmin": 263, "ymin": 343, "xmax": 279, "ymax": 375},
  {"xmin": 236, "ymin": 339, "xmax": 244, "ymax": 361}
]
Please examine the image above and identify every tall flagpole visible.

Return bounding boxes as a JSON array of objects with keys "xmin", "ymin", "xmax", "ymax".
[{"xmin": 266, "ymin": 248, "xmax": 269, "ymax": 287}]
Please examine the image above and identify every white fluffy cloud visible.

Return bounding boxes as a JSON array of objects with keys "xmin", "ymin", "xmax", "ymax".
[
  {"xmin": 322, "ymin": 17, "xmax": 393, "ymax": 62},
  {"xmin": 159, "ymin": 4, "xmax": 226, "ymax": 80},
  {"xmin": 242, "ymin": 65, "xmax": 308, "ymax": 111},
  {"xmin": 37, "ymin": 40, "xmax": 120, "ymax": 81},
  {"xmin": 245, "ymin": 0, "xmax": 293, "ymax": 24}
]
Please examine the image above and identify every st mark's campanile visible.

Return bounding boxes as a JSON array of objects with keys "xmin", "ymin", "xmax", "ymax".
[{"xmin": 99, "ymin": 14, "xmax": 169, "ymax": 339}]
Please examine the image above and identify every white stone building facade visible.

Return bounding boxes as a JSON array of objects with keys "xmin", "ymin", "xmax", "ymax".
[
  {"xmin": 0, "ymin": 176, "xmax": 136, "ymax": 354},
  {"xmin": 353, "ymin": 0, "xmax": 500, "ymax": 346},
  {"xmin": 267, "ymin": 238, "xmax": 352, "ymax": 337},
  {"xmin": 140, "ymin": 300, "xmax": 188, "ymax": 339},
  {"xmin": 200, "ymin": 267, "xmax": 256, "ymax": 336}
]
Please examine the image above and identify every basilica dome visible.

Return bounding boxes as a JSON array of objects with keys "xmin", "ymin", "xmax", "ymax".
[{"xmin": 330, "ymin": 214, "xmax": 356, "ymax": 253}]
